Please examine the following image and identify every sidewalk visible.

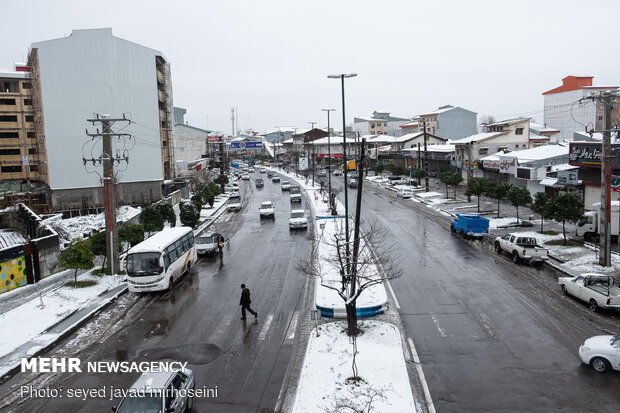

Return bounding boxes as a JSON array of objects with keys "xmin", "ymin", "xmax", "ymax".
[{"xmin": 0, "ymin": 193, "xmax": 230, "ymax": 381}]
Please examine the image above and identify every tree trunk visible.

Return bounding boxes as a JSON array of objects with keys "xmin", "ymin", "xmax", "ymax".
[
  {"xmin": 516, "ymin": 206, "xmax": 520, "ymax": 224},
  {"xmin": 445, "ymin": 184, "xmax": 449, "ymax": 198},
  {"xmin": 497, "ymin": 199, "xmax": 501, "ymax": 218},
  {"xmin": 477, "ymin": 196, "xmax": 480, "ymax": 212},
  {"xmin": 563, "ymin": 220, "xmax": 567, "ymax": 244},
  {"xmin": 540, "ymin": 216, "xmax": 544, "ymax": 233},
  {"xmin": 74, "ymin": 269, "xmax": 78, "ymax": 287},
  {"xmin": 345, "ymin": 302, "xmax": 358, "ymax": 336}
]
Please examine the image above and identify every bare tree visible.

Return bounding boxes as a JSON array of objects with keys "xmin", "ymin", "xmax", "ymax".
[{"xmin": 327, "ymin": 385, "xmax": 391, "ymax": 413}]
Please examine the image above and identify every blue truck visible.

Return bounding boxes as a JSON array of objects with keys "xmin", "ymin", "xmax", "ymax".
[{"xmin": 450, "ymin": 213, "xmax": 490, "ymax": 238}]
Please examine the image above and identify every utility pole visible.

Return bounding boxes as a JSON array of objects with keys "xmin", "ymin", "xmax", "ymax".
[
  {"xmin": 417, "ymin": 142, "xmax": 421, "ymax": 186},
  {"xmin": 322, "ymin": 108, "xmax": 336, "ymax": 213},
  {"xmin": 309, "ymin": 121, "xmax": 317, "ymax": 130},
  {"xmin": 85, "ymin": 114, "xmax": 131, "ymax": 275},
  {"xmin": 231, "ymin": 108, "xmax": 235, "ymax": 136},
  {"xmin": 466, "ymin": 142, "xmax": 473, "ymax": 202},
  {"xmin": 422, "ymin": 119, "xmax": 429, "ymax": 192}
]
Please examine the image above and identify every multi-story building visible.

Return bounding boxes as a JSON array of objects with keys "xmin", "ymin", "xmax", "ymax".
[
  {"xmin": 354, "ymin": 111, "xmax": 409, "ymax": 136},
  {"xmin": 0, "ymin": 63, "xmax": 48, "ymax": 192},
  {"xmin": 27, "ymin": 28, "xmax": 174, "ymax": 208},
  {"xmin": 418, "ymin": 105, "xmax": 477, "ymax": 140},
  {"xmin": 543, "ymin": 76, "xmax": 620, "ymax": 142}
]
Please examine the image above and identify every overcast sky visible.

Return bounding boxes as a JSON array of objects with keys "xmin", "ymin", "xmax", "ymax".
[{"xmin": 3, "ymin": 0, "xmax": 619, "ymax": 135}]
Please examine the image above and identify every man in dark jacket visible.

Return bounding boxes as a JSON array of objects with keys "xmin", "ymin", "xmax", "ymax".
[{"xmin": 239, "ymin": 284, "xmax": 257, "ymax": 320}]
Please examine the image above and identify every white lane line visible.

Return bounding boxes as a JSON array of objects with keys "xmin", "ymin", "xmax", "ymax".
[
  {"xmin": 430, "ymin": 313, "xmax": 447, "ymax": 337},
  {"xmin": 385, "ymin": 280, "xmax": 400, "ymax": 310},
  {"xmin": 407, "ymin": 337, "xmax": 436, "ymax": 413},
  {"xmin": 258, "ymin": 314, "xmax": 274, "ymax": 341},
  {"xmin": 286, "ymin": 311, "xmax": 299, "ymax": 340}
]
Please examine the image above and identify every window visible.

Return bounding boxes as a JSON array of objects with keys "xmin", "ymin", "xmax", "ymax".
[
  {"xmin": 0, "ymin": 132, "xmax": 19, "ymax": 139},
  {"xmin": 167, "ymin": 245, "xmax": 178, "ymax": 262},
  {"xmin": 175, "ymin": 239, "xmax": 184, "ymax": 257},
  {"xmin": 478, "ymin": 148, "xmax": 488, "ymax": 155},
  {"xmin": 163, "ymin": 252, "xmax": 170, "ymax": 269},
  {"xmin": 515, "ymin": 128, "xmax": 524, "ymax": 135},
  {"xmin": 162, "ymin": 140, "xmax": 167, "ymax": 148},
  {"xmin": 28, "ymin": 148, "xmax": 36, "ymax": 155},
  {"xmin": 23, "ymin": 99, "xmax": 32, "ymax": 106},
  {"xmin": 599, "ymin": 116, "xmax": 603, "ymax": 121},
  {"xmin": 0, "ymin": 115, "xmax": 18, "ymax": 122},
  {"xmin": 370, "ymin": 123, "xmax": 375, "ymax": 128},
  {"xmin": 0, "ymin": 149, "xmax": 20, "ymax": 155},
  {"xmin": 27, "ymin": 132, "xmax": 35, "ymax": 138},
  {"xmin": 0, "ymin": 98, "xmax": 16, "ymax": 105},
  {"xmin": 1, "ymin": 166, "xmax": 21, "ymax": 173},
  {"xmin": 29, "ymin": 165, "xmax": 38, "ymax": 172},
  {"xmin": 22, "ymin": 82, "xmax": 31, "ymax": 89},
  {"xmin": 25, "ymin": 115, "xmax": 34, "ymax": 123}
]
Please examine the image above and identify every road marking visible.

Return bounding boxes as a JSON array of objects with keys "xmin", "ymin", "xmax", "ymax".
[
  {"xmin": 258, "ymin": 314, "xmax": 274, "ymax": 341},
  {"xmin": 430, "ymin": 314, "xmax": 447, "ymax": 337},
  {"xmin": 385, "ymin": 280, "xmax": 400, "ymax": 310},
  {"xmin": 286, "ymin": 311, "xmax": 299, "ymax": 340},
  {"xmin": 407, "ymin": 337, "xmax": 436, "ymax": 413}
]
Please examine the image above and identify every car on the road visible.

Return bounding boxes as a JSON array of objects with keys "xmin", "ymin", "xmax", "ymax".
[
  {"xmin": 227, "ymin": 194, "xmax": 241, "ymax": 212},
  {"xmin": 281, "ymin": 181, "xmax": 291, "ymax": 191},
  {"xmin": 397, "ymin": 187, "xmax": 413, "ymax": 199},
  {"xmin": 289, "ymin": 209, "xmax": 308, "ymax": 230},
  {"xmin": 289, "ymin": 185, "xmax": 302, "ymax": 202},
  {"xmin": 348, "ymin": 178, "xmax": 358, "ymax": 188},
  {"xmin": 259, "ymin": 201, "xmax": 275, "ymax": 219},
  {"xmin": 494, "ymin": 233, "xmax": 549, "ymax": 265},
  {"xmin": 318, "ymin": 169, "xmax": 327, "ymax": 177},
  {"xmin": 255, "ymin": 178, "xmax": 264, "ymax": 188},
  {"xmin": 241, "ymin": 173, "xmax": 250, "ymax": 180},
  {"xmin": 333, "ymin": 169, "xmax": 343, "ymax": 176},
  {"xmin": 248, "ymin": 167, "xmax": 255, "ymax": 173},
  {"xmin": 112, "ymin": 369, "xmax": 195, "ymax": 413},
  {"xmin": 260, "ymin": 167, "xmax": 267, "ymax": 173},
  {"xmin": 450, "ymin": 213, "xmax": 489, "ymax": 238},
  {"xmin": 224, "ymin": 183, "xmax": 239, "ymax": 192},
  {"xmin": 272, "ymin": 175, "xmax": 281, "ymax": 183},
  {"xmin": 558, "ymin": 273, "xmax": 620, "ymax": 312},
  {"xmin": 267, "ymin": 170, "xmax": 274, "ymax": 178},
  {"xmin": 195, "ymin": 232, "xmax": 221, "ymax": 256},
  {"xmin": 578, "ymin": 334, "xmax": 620, "ymax": 373}
]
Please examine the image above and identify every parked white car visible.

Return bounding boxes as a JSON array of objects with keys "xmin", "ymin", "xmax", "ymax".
[
  {"xmin": 259, "ymin": 201, "xmax": 275, "ymax": 219},
  {"xmin": 289, "ymin": 209, "xmax": 308, "ymax": 230},
  {"xmin": 494, "ymin": 233, "xmax": 549, "ymax": 265},
  {"xmin": 227, "ymin": 195, "xmax": 241, "ymax": 212},
  {"xmin": 241, "ymin": 173, "xmax": 250, "ymax": 180},
  {"xmin": 224, "ymin": 183, "xmax": 239, "ymax": 192},
  {"xmin": 195, "ymin": 231, "xmax": 221, "ymax": 256},
  {"xmin": 389, "ymin": 176, "xmax": 409, "ymax": 185},
  {"xmin": 558, "ymin": 273, "xmax": 620, "ymax": 312},
  {"xmin": 578, "ymin": 335, "xmax": 620, "ymax": 373},
  {"xmin": 397, "ymin": 187, "xmax": 413, "ymax": 199}
]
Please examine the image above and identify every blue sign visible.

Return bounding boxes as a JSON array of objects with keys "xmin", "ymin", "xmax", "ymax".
[
  {"xmin": 410, "ymin": 170, "xmax": 416, "ymax": 176},
  {"xmin": 230, "ymin": 141, "xmax": 262, "ymax": 149}
]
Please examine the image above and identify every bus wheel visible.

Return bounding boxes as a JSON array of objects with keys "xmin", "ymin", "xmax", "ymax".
[{"xmin": 187, "ymin": 261, "xmax": 191, "ymax": 274}]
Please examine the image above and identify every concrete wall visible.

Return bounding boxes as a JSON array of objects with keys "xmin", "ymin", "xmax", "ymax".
[
  {"xmin": 31, "ymin": 28, "xmax": 165, "ymax": 191},
  {"xmin": 51, "ymin": 180, "xmax": 162, "ymax": 210},
  {"xmin": 437, "ymin": 107, "xmax": 478, "ymax": 140},
  {"xmin": 173, "ymin": 124, "xmax": 208, "ymax": 162},
  {"xmin": 544, "ymin": 89, "xmax": 596, "ymax": 142}
]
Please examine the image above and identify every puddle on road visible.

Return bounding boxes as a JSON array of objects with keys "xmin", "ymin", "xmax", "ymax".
[{"xmin": 136, "ymin": 343, "xmax": 223, "ymax": 365}]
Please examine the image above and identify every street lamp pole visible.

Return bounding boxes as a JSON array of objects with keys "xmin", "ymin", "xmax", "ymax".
[
  {"xmin": 322, "ymin": 108, "xmax": 335, "ymax": 213},
  {"xmin": 328, "ymin": 73, "xmax": 357, "ymax": 264}
]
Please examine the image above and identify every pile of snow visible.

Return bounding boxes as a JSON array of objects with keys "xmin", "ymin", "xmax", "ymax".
[
  {"xmin": 292, "ymin": 321, "xmax": 416, "ymax": 413},
  {"xmin": 44, "ymin": 206, "xmax": 141, "ymax": 245}
]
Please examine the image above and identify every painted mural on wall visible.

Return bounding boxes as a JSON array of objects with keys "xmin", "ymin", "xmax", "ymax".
[{"xmin": 0, "ymin": 255, "xmax": 27, "ymax": 294}]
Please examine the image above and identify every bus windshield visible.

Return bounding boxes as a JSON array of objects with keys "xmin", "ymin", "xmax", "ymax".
[{"xmin": 126, "ymin": 252, "xmax": 163, "ymax": 277}]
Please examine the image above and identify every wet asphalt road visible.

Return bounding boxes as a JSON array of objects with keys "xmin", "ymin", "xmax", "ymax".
[
  {"xmin": 332, "ymin": 175, "xmax": 620, "ymax": 413},
  {"xmin": 0, "ymin": 171, "xmax": 313, "ymax": 413}
]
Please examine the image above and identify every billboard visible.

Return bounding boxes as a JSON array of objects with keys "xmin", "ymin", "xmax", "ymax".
[
  {"xmin": 568, "ymin": 142, "xmax": 620, "ymax": 168},
  {"xmin": 499, "ymin": 156, "xmax": 517, "ymax": 175},
  {"xmin": 299, "ymin": 157, "xmax": 309, "ymax": 170},
  {"xmin": 230, "ymin": 141, "xmax": 262, "ymax": 149},
  {"xmin": 557, "ymin": 170, "xmax": 578, "ymax": 185}
]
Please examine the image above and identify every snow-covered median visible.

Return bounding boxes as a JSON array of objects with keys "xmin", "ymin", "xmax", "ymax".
[{"xmin": 292, "ymin": 321, "xmax": 416, "ymax": 413}]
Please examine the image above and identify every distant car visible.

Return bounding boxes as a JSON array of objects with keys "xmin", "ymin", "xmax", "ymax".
[
  {"xmin": 348, "ymin": 178, "xmax": 358, "ymax": 188},
  {"xmin": 227, "ymin": 195, "xmax": 241, "ymax": 212},
  {"xmin": 272, "ymin": 175, "xmax": 281, "ymax": 183},
  {"xmin": 224, "ymin": 183, "xmax": 239, "ymax": 192},
  {"xmin": 281, "ymin": 181, "xmax": 291, "ymax": 191},
  {"xmin": 289, "ymin": 185, "xmax": 302, "ymax": 202},
  {"xmin": 112, "ymin": 369, "xmax": 195, "ymax": 413},
  {"xmin": 579, "ymin": 335, "xmax": 620, "ymax": 373},
  {"xmin": 289, "ymin": 209, "xmax": 308, "ymax": 230},
  {"xmin": 318, "ymin": 170, "xmax": 327, "ymax": 177},
  {"xmin": 195, "ymin": 232, "xmax": 221, "ymax": 256},
  {"xmin": 241, "ymin": 173, "xmax": 250, "ymax": 180},
  {"xmin": 248, "ymin": 167, "xmax": 255, "ymax": 173},
  {"xmin": 267, "ymin": 170, "xmax": 274, "ymax": 178},
  {"xmin": 333, "ymin": 169, "xmax": 343, "ymax": 176},
  {"xmin": 397, "ymin": 187, "xmax": 413, "ymax": 199},
  {"xmin": 389, "ymin": 176, "xmax": 409, "ymax": 185},
  {"xmin": 255, "ymin": 178, "xmax": 264, "ymax": 188},
  {"xmin": 260, "ymin": 168, "xmax": 267, "ymax": 173},
  {"xmin": 259, "ymin": 201, "xmax": 275, "ymax": 219}
]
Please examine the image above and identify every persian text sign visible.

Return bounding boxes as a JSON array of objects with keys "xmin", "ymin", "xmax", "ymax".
[
  {"xmin": 569, "ymin": 142, "xmax": 620, "ymax": 168},
  {"xmin": 230, "ymin": 141, "xmax": 262, "ymax": 149},
  {"xmin": 499, "ymin": 156, "xmax": 517, "ymax": 175}
]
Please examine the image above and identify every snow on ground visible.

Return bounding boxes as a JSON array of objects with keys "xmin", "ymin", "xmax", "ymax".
[
  {"xmin": 44, "ymin": 206, "xmax": 141, "ymax": 244},
  {"xmin": 292, "ymin": 321, "xmax": 416, "ymax": 413},
  {"xmin": 0, "ymin": 272, "xmax": 121, "ymax": 360}
]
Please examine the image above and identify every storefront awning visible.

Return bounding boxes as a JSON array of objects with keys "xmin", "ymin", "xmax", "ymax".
[{"xmin": 539, "ymin": 177, "xmax": 558, "ymax": 187}]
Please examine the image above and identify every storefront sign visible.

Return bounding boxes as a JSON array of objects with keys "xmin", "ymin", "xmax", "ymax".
[
  {"xmin": 299, "ymin": 157, "xmax": 308, "ymax": 170},
  {"xmin": 557, "ymin": 170, "xmax": 579, "ymax": 185},
  {"xmin": 230, "ymin": 141, "xmax": 262, "ymax": 149},
  {"xmin": 569, "ymin": 142, "xmax": 620, "ymax": 168},
  {"xmin": 483, "ymin": 160, "xmax": 500, "ymax": 170},
  {"xmin": 499, "ymin": 156, "xmax": 517, "ymax": 175}
]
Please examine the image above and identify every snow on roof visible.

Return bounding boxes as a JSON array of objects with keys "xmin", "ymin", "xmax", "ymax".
[
  {"xmin": 367, "ymin": 134, "xmax": 400, "ymax": 143},
  {"xmin": 392, "ymin": 132, "xmax": 425, "ymax": 143},
  {"xmin": 0, "ymin": 70, "xmax": 28, "ymax": 79},
  {"xmin": 0, "ymin": 230, "xmax": 27, "ymax": 250},
  {"xmin": 263, "ymin": 127, "xmax": 297, "ymax": 135},
  {"xmin": 487, "ymin": 117, "xmax": 531, "ymax": 127},
  {"xmin": 457, "ymin": 131, "xmax": 508, "ymax": 144},
  {"xmin": 354, "ymin": 117, "xmax": 388, "ymax": 122},
  {"xmin": 419, "ymin": 105, "xmax": 455, "ymax": 117},
  {"xmin": 400, "ymin": 122, "xmax": 419, "ymax": 127},
  {"xmin": 574, "ymin": 131, "xmax": 604, "ymax": 141},
  {"xmin": 530, "ymin": 122, "xmax": 560, "ymax": 134},
  {"xmin": 128, "ymin": 227, "xmax": 193, "ymax": 254},
  {"xmin": 311, "ymin": 136, "xmax": 348, "ymax": 145},
  {"xmin": 402, "ymin": 144, "xmax": 455, "ymax": 153},
  {"xmin": 480, "ymin": 143, "xmax": 569, "ymax": 163},
  {"xmin": 550, "ymin": 163, "xmax": 578, "ymax": 172}
]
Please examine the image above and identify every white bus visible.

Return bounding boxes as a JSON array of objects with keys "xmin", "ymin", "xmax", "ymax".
[{"xmin": 125, "ymin": 227, "xmax": 197, "ymax": 293}]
